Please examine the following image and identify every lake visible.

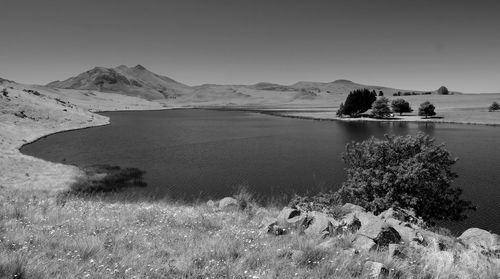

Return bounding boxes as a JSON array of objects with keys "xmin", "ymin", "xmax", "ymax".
[{"xmin": 21, "ymin": 109, "xmax": 500, "ymax": 233}]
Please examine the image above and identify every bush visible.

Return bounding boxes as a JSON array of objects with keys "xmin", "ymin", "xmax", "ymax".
[
  {"xmin": 418, "ymin": 101, "xmax": 436, "ymax": 118},
  {"xmin": 371, "ymin": 97, "xmax": 392, "ymax": 118},
  {"xmin": 339, "ymin": 89, "xmax": 377, "ymax": 117},
  {"xmin": 489, "ymin": 101, "xmax": 500, "ymax": 112},
  {"xmin": 69, "ymin": 164, "xmax": 147, "ymax": 193},
  {"xmin": 336, "ymin": 134, "xmax": 475, "ymax": 223},
  {"xmin": 391, "ymin": 98, "xmax": 413, "ymax": 115},
  {"xmin": 437, "ymin": 86, "xmax": 449, "ymax": 95}
]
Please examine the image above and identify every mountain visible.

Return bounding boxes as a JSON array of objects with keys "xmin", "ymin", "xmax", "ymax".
[{"xmin": 47, "ymin": 65, "xmax": 192, "ymax": 100}]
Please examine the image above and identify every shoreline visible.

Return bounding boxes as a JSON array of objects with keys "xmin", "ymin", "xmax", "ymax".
[{"xmin": 198, "ymin": 106, "xmax": 500, "ymax": 126}]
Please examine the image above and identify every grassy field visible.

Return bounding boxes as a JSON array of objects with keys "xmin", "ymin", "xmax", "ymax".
[
  {"xmin": 1, "ymin": 188, "xmax": 498, "ymax": 279},
  {"xmin": 251, "ymin": 93, "xmax": 500, "ymax": 126}
]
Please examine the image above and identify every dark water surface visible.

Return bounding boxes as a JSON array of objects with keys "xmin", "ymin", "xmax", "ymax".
[{"xmin": 21, "ymin": 109, "xmax": 500, "ymax": 233}]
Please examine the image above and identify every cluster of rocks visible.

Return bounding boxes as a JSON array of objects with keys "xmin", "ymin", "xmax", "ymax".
[
  {"xmin": 209, "ymin": 197, "xmax": 499, "ymax": 277},
  {"xmin": 261, "ymin": 203, "xmax": 499, "ymax": 277}
]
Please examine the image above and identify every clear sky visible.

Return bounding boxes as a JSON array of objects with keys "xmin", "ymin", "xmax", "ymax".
[{"xmin": 1, "ymin": 0, "xmax": 499, "ymax": 92}]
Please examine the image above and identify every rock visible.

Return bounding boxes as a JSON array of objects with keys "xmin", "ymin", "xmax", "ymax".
[
  {"xmin": 352, "ymin": 235, "xmax": 376, "ymax": 252},
  {"xmin": 376, "ymin": 226, "xmax": 402, "ymax": 247},
  {"xmin": 337, "ymin": 213, "xmax": 362, "ymax": 234},
  {"xmin": 341, "ymin": 203, "xmax": 365, "ymax": 213},
  {"xmin": 218, "ymin": 197, "xmax": 238, "ymax": 210},
  {"xmin": 388, "ymin": 244, "xmax": 406, "ymax": 261},
  {"xmin": 362, "ymin": 261, "xmax": 388, "ymax": 278},
  {"xmin": 261, "ymin": 217, "xmax": 288, "ymax": 236},
  {"xmin": 357, "ymin": 222, "xmax": 402, "ymax": 248},
  {"xmin": 276, "ymin": 207, "xmax": 305, "ymax": 229},
  {"xmin": 378, "ymin": 207, "xmax": 424, "ymax": 227},
  {"xmin": 458, "ymin": 228, "xmax": 500, "ymax": 251},
  {"xmin": 304, "ymin": 211, "xmax": 333, "ymax": 238}
]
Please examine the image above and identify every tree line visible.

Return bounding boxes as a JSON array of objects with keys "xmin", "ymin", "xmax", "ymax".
[{"xmin": 336, "ymin": 89, "xmax": 436, "ymax": 118}]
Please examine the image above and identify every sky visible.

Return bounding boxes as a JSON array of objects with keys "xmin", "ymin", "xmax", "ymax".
[{"xmin": 1, "ymin": 0, "xmax": 499, "ymax": 93}]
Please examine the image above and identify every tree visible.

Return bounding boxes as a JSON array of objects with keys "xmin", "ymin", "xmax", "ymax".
[
  {"xmin": 378, "ymin": 91, "xmax": 384, "ymax": 96},
  {"xmin": 336, "ymin": 134, "xmax": 475, "ymax": 223},
  {"xmin": 391, "ymin": 98, "xmax": 413, "ymax": 115},
  {"xmin": 489, "ymin": 101, "xmax": 500, "ymax": 112},
  {"xmin": 336, "ymin": 103, "xmax": 344, "ymax": 117},
  {"xmin": 339, "ymin": 89, "xmax": 377, "ymax": 117},
  {"xmin": 371, "ymin": 97, "xmax": 392, "ymax": 118},
  {"xmin": 418, "ymin": 101, "xmax": 436, "ymax": 118},
  {"xmin": 437, "ymin": 86, "xmax": 449, "ymax": 95}
]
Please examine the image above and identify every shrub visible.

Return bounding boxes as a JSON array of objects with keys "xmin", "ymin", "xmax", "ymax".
[
  {"xmin": 371, "ymin": 97, "xmax": 392, "ymax": 118},
  {"xmin": 339, "ymin": 89, "xmax": 377, "ymax": 117},
  {"xmin": 418, "ymin": 101, "xmax": 436, "ymax": 118},
  {"xmin": 391, "ymin": 98, "xmax": 413, "ymax": 115},
  {"xmin": 437, "ymin": 86, "xmax": 449, "ymax": 95},
  {"xmin": 336, "ymin": 134, "xmax": 475, "ymax": 223},
  {"xmin": 378, "ymin": 91, "xmax": 384, "ymax": 96},
  {"xmin": 69, "ymin": 164, "xmax": 147, "ymax": 193},
  {"xmin": 489, "ymin": 101, "xmax": 500, "ymax": 112}
]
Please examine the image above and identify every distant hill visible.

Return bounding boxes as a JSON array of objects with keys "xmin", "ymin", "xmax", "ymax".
[
  {"xmin": 290, "ymin": 79, "xmax": 424, "ymax": 95},
  {"xmin": 47, "ymin": 65, "xmax": 192, "ymax": 100},
  {"xmin": 0, "ymin": 77, "xmax": 14, "ymax": 84}
]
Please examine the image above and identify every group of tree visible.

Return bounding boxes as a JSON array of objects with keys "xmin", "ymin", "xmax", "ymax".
[
  {"xmin": 489, "ymin": 101, "xmax": 500, "ymax": 112},
  {"xmin": 338, "ymin": 89, "xmax": 436, "ymax": 119},
  {"xmin": 337, "ymin": 89, "xmax": 377, "ymax": 117}
]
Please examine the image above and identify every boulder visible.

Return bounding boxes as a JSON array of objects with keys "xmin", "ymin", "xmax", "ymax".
[
  {"xmin": 276, "ymin": 207, "xmax": 305, "ymax": 229},
  {"xmin": 378, "ymin": 207, "xmax": 424, "ymax": 227},
  {"xmin": 458, "ymin": 228, "xmax": 500, "ymax": 251},
  {"xmin": 362, "ymin": 261, "xmax": 388, "ymax": 278},
  {"xmin": 352, "ymin": 235, "xmax": 376, "ymax": 252},
  {"xmin": 388, "ymin": 243, "xmax": 406, "ymax": 261},
  {"xmin": 341, "ymin": 203, "xmax": 365, "ymax": 213},
  {"xmin": 304, "ymin": 211, "xmax": 333, "ymax": 238},
  {"xmin": 337, "ymin": 213, "xmax": 362, "ymax": 233},
  {"xmin": 218, "ymin": 197, "xmax": 238, "ymax": 210},
  {"xmin": 260, "ymin": 217, "xmax": 288, "ymax": 236},
  {"xmin": 357, "ymin": 222, "xmax": 402, "ymax": 248}
]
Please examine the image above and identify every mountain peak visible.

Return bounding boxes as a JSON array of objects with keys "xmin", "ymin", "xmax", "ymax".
[
  {"xmin": 47, "ymin": 65, "xmax": 191, "ymax": 100},
  {"xmin": 134, "ymin": 64, "xmax": 147, "ymax": 70},
  {"xmin": 332, "ymin": 79, "xmax": 353, "ymax": 83}
]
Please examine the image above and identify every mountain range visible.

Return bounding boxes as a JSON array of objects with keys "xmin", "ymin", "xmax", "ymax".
[{"xmin": 44, "ymin": 65, "xmax": 447, "ymax": 101}]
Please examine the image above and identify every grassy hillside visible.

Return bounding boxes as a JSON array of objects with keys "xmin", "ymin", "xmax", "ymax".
[{"xmin": 1, "ymin": 188, "xmax": 498, "ymax": 279}]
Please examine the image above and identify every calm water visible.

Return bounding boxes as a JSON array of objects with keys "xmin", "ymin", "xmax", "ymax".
[{"xmin": 21, "ymin": 109, "xmax": 500, "ymax": 233}]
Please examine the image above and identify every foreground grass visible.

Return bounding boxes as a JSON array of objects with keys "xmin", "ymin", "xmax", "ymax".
[{"xmin": 0, "ymin": 188, "xmax": 497, "ymax": 279}]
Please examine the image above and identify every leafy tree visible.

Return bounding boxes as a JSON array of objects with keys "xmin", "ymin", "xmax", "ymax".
[
  {"xmin": 437, "ymin": 86, "xmax": 449, "ymax": 95},
  {"xmin": 371, "ymin": 97, "xmax": 392, "ymax": 118},
  {"xmin": 339, "ymin": 89, "xmax": 377, "ymax": 117},
  {"xmin": 418, "ymin": 101, "xmax": 436, "ymax": 118},
  {"xmin": 391, "ymin": 98, "xmax": 413, "ymax": 115},
  {"xmin": 489, "ymin": 101, "xmax": 500, "ymax": 112},
  {"xmin": 336, "ymin": 134, "xmax": 475, "ymax": 223},
  {"xmin": 336, "ymin": 103, "xmax": 345, "ymax": 117},
  {"xmin": 378, "ymin": 91, "xmax": 384, "ymax": 96}
]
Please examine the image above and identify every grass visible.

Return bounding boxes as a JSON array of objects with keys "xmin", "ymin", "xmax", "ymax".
[{"xmin": 0, "ymin": 188, "xmax": 498, "ymax": 278}]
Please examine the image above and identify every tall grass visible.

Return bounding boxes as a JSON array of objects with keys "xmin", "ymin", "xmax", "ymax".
[{"xmin": 0, "ymin": 187, "xmax": 497, "ymax": 278}]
